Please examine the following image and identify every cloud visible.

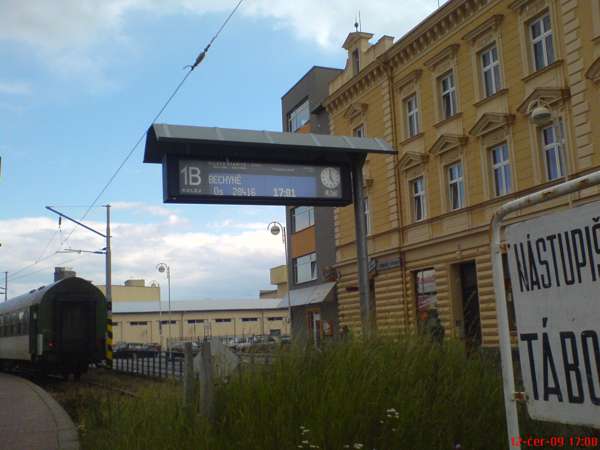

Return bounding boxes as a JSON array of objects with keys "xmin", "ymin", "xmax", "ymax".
[
  {"xmin": 0, "ymin": 0, "xmax": 440, "ymax": 80},
  {"xmin": 0, "ymin": 81, "xmax": 32, "ymax": 95},
  {"xmin": 0, "ymin": 212, "xmax": 284, "ymax": 301}
]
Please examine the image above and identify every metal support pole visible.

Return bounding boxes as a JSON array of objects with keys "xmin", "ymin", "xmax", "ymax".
[
  {"xmin": 490, "ymin": 169, "xmax": 600, "ymax": 449},
  {"xmin": 105, "ymin": 205, "xmax": 113, "ymax": 369},
  {"xmin": 168, "ymin": 266, "xmax": 172, "ymax": 360},
  {"xmin": 351, "ymin": 159, "xmax": 371, "ymax": 338},
  {"xmin": 283, "ymin": 226, "xmax": 292, "ymax": 337}
]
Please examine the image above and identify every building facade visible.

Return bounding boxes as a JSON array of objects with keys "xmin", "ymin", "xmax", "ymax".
[
  {"xmin": 282, "ymin": 66, "xmax": 343, "ymax": 342},
  {"xmin": 112, "ymin": 299, "xmax": 289, "ymax": 346},
  {"xmin": 326, "ymin": 0, "xmax": 600, "ymax": 346}
]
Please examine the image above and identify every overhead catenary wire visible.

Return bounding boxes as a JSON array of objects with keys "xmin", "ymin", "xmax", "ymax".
[{"xmin": 5, "ymin": 0, "xmax": 246, "ymax": 283}]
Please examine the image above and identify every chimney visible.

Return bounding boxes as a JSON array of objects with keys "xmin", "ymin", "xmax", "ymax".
[{"xmin": 54, "ymin": 267, "xmax": 76, "ymax": 282}]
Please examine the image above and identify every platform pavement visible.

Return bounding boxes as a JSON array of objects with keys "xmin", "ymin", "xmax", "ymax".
[{"xmin": 0, "ymin": 372, "xmax": 79, "ymax": 450}]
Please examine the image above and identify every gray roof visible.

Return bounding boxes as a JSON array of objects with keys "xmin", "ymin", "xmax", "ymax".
[
  {"xmin": 284, "ymin": 282, "xmax": 336, "ymax": 308},
  {"xmin": 144, "ymin": 124, "xmax": 395, "ymax": 164},
  {"xmin": 113, "ymin": 298, "xmax": 286, "ymax": 314}
]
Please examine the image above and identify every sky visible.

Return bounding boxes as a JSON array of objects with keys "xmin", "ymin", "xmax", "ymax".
[{"xmin": 0, "ymin": 0, "xmax": 443, "ymax": 301}]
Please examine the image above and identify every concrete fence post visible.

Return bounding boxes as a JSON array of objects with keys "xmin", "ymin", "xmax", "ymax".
[
  {"xmin": 199, "ymin": 340, "xmax": 214, "ymax": 421},
  {"xmin": 183, "ymin": 342, "xmax": 194, "ymax": 412}
]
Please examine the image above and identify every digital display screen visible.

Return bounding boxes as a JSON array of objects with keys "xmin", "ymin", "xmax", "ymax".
[{"xmin": 177, "ymin": 160, "xmax": 343, "ymax": 200}]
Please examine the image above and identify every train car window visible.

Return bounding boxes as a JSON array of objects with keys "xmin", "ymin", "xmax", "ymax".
[{"xmin": 0, "ymin": 315, "xmax": 4, "ymax": 337}]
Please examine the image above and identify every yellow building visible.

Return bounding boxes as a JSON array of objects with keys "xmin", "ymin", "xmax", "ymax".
[
  {"xmin": 112, "ymin": 299, "xmax": 289, "ymax": 347},
  {"xmin": 97, "ymin": 279, "xmax": 160, "ymax": 302},
  {"xmin": 259, "ymin": 265, "xmax": 289, "ymax": 299},
  {"xmin": 326, "ymin": 0, "xmax": 600, "ymax": 346}
]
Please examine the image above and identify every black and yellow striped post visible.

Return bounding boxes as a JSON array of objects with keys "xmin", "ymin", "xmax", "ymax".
[
  {"xmin": 105, "ymin": 204, "xmax": 113, "ymax": 369},
  {"xmin": 106, "ymin": 301, "xmax": 113, "ymax": 369}
]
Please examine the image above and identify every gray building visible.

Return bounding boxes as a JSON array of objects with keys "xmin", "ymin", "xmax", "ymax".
[{"xmin": 281, "ymin": 66, "xmax": 342, "ymax": 343}]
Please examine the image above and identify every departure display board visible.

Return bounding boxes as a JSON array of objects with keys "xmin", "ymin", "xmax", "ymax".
[{"xmin": 163, "ymin": 157, "xmax": 352, "ymax": 206}]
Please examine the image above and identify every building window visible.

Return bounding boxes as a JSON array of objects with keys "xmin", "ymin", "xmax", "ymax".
[
  {"xmin": 215, "ymin": 318, "xmax": 231, "ymax": 323},
  {"xmin": 481, "ymin": 45, "xmax": 501, "ymax": 97},
  {"xmin": 130, "ymin": 321, "xmax": 148, "ymax": 326},
  {"xmin": 291, "ymin": 206, "xmax": 314, "ymax": 232},
  {"xmin": 415, "ymin": 269, "xmax": 437, "ymax": 325},
  {"xmin": 353, "ymin": 125, "xmax": 365, "ymax": 137},
  {"xmin": 440, "ymin": 71, "xmax": 457, "ymax": 119},
  {"xmin": 267, "ymin": 317, "xmax": 284, "ymax": 321},
  {"xmin": 530, "ymin": 13, "xmax": 555, "ymax": 71},
  {"xmin": 491, "ymin": 143, "xmax": 511, "ymax": 196},
  {"xmin": 352, "ymin": 48, "xmax": 360, "ymax": 76},
  {"xmin": 293, "ymin": 252, "xmax": 318, "ymax": 284},
  {"xmin": 448, "ymin": 162, "xmax": 465, "ymax": 210},
  {"xmin": 287, "ymin": 99, "xmax": 310, "ymax": 132},
  {"xmin": 363, "ymin": 197, "xmax": 372, "ymax": 235},
  {"xmin": 541, "ymin": 121, "xmax": 565, "ymax": 180},
  {"xmin": 241, "ymin": 317, "xmax": 258, "ymax": 322},
  {"xmin": 187, "ymin": 319, "xmax": 204, "ymax": 324},
  {"xmin": 405, "ymin": 94, "xmax": 419, "ymax": 137},
  {"xmin": 411, "ymin": 177, "xmax": 426, "ymax": 222},
  {"xmin": 159, "ymin": 320, "xmax": 176, "ymax": 325}
]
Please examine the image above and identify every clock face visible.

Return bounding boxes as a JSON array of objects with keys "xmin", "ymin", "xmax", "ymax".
[{"xmin": 320, "ymin": 167, "xmax": 341, "ymax": 189}]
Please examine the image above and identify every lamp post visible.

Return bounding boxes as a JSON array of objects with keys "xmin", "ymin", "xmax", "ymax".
[
  {"xmin": 156, "ymin": 263, "xmax": 172, "ymax": 358},
  {"xmin": 267, "ymin": 220, "xmax": 292, "ymax": 337}
]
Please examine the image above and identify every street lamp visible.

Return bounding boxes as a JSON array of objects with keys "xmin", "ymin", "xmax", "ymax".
[
  {"xmin": 267, "ymin": 220, "xmax": 292, "ymax": 338},
  {"xmin": 156, "ymin": 263, "xmax": 172, "ymax": 357}
]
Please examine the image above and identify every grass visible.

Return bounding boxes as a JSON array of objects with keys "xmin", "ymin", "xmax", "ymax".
[{"xmin": 53, "ymin": 337, "xmax": 598, "ymax": 450}]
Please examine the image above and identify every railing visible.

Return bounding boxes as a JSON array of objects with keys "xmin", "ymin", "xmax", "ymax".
[{"xmin": 112, "ymin": 352, "xmax": 184, "ymax": 380}]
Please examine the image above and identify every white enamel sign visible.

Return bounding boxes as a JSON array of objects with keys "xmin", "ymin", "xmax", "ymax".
[{"xmin": 506, "ymin": 201, "xmax": 600, "ymax": 428}]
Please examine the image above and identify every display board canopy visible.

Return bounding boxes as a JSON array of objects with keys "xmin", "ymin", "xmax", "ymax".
[{"xmin": 144, "ymin": 124, "xmax": 394, "ymax": 166}]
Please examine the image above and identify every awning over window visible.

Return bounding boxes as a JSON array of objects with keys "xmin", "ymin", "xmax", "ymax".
[{"xmin": 278, "ymin": 282, "xmax": 336, "ymax": 308}]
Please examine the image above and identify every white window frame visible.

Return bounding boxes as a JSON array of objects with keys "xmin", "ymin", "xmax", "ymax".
[
  {"xmin": 353, "ymin": 125, "xmax": 365, "ymax": 137},
  {"xmin": 481, "ymin": 45, "xmax": 502, "ymax": 97},
  {"xmin": 287, "ymin": 99, "xmax": 310, "ymax": 132},
  {"xmin": 291, "ymin": 206, "xmax": 315, "ymax": 232},
  {"xmin": 530, "ymin": 13, "xmax": 555, "ymax": 71},
  {"xmin": 440, "ymin": 72, "xmax": 457, "ymax": 119},
  {"xmin": 293, "ymin": 252, "xmax": 318, "ymax": 284},
  {"xmin": 490, "ymin": 143, "xmax": 512, "ymax": 197},
  {"xmin": 448, "ymin": 162, "xmax": 465, "ymax": 210},
  {"xmin": 405, "ymin": 94, "xmax": 420, "ymax": 138},
  {"xmin": 541, "ymin": 122, "xmax": 566, "ymax": 181},
  {"xmin": 411, "ymin": 176, "xmax": 426, "ymax": 222}
]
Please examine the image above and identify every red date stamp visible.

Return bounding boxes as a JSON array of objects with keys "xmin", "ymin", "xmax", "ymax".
[{"xmin": 512, "ymin": 436, "xmax": 599, "ymax": 447}]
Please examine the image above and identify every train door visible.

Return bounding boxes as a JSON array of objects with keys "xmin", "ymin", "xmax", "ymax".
[{"xmin": 57, "ymin": 300, "xmax": 94, "ymax": 354}]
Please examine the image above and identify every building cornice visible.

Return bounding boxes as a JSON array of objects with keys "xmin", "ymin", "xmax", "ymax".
[
  {"xmin": 324, "ymin": 63, "xmax": 387, "ymax": 114},
  {"xmin": 325, "ymin": 0, "xmax": 496, "ymax": 114}
]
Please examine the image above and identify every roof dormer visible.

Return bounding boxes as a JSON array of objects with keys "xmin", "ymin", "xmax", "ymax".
[{"xmin": 342, "ymin": 32, "xmax": 374, "ymax": 76}]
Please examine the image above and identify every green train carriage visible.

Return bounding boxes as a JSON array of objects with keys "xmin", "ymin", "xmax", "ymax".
[{"xmin": 0, "ymin": 277, "xmax": 107, "ymax": 377}]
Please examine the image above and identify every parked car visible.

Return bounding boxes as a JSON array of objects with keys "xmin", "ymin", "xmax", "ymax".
[
  {"xmin": 113, "ymin": 342, "xmax": 160, "ymax": 358},
  {"xmin": 169, "ymin": 341, "xmax": 200, "ymax": 358}
]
